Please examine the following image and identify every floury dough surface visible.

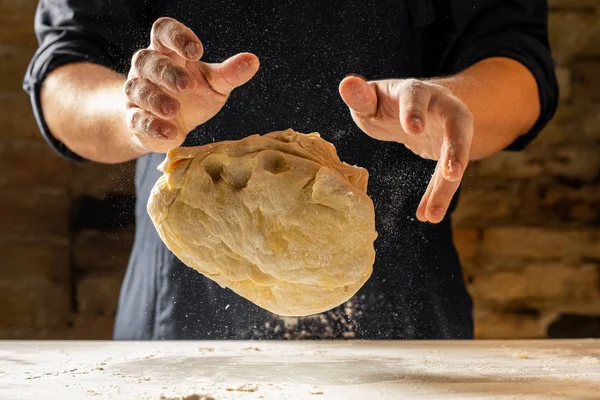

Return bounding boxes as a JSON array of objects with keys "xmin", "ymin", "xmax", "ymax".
[
  {"xmin": 2, "ymin": 340, "xmax": 600, "ymax": 399},
  {"xmin": 147, "ymin": 129, "xmax": 377, "ymax": 316}
]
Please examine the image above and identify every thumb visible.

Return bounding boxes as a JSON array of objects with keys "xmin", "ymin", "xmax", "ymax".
[
  {"xmin": 198, "ymin": 52, "xmax": 260, "ymax": 95},
  {"xmin": 339, "ymin": 75, "xmax": 378, "ymax": 117}
]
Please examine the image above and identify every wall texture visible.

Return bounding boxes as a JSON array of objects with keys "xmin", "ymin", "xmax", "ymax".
[
  {"xmin": 456, "ymin": 0, "xmax": 600, "ymax": 339},
  {"xmin": 0, "ymin": 0, "xmax": 599, "ymax": 339}
]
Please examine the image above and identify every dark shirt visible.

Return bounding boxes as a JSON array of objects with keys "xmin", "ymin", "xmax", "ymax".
[{"xmin": 24, "ymin": 0, "xmax": 558, "ymax": 340}]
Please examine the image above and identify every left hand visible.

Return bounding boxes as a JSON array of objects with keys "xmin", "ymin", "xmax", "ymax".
[{"xmin": 339, "ymin": 76, "xmax": 474, "ymax": 224}]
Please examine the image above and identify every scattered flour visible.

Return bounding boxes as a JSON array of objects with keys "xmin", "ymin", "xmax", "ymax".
[
  {"xmin": 512, "ymin": 351, "xmax": 530, "ymax": 359},
  {"xmin": 226, "ymin": 384, "xmax": 257, "ymax": 392},
  {"xmin": 309, "ymin": 387, "xmax": 324, "ymax": 395},
  {"xmin": 160, "ymin": 395, "xmax": 215, "ymax": 400}
]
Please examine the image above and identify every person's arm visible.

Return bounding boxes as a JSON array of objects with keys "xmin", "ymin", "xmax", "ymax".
[
  {"xmin": 339, "ymin": 0, "xmax": 558, "ymax": 224},
  {"xmin": 432, "ymin": 56, "xmax": 540, "ymax": 160},
  {"xmin": 339, "ymin": 56, "xmax": 540, "ymax": 223},
  {"xmin": 24, "ymin": 3, "xmax": 258, "ymax": 164},
  {"xmin": 40, "ymin": 63, "xmax": 141, "ymax": 163},
  {"xmin": 23, "ymin": 0, "xmax": 157, "ymax": 162},
  {"xmin": 40, "ymin": 17, "xmax": 259, "ymax": 164}
]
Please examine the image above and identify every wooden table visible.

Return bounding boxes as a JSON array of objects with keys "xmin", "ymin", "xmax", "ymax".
[{"xmin": 1, "ymin": 340, "xmax": 599, "ymax": 399}]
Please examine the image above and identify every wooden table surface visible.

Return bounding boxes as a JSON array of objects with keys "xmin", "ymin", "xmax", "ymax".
[{"xmin": 1, "ymin": 340, "xmax": 599, "ymax": 399}]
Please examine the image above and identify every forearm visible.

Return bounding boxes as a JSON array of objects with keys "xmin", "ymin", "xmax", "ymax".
[
  {"xmin": 41, "ymin": 62, "xmax": 148, "ymax": 163},
  {"xmin": 432, "ymin": 57, "xmax": 541, "ymax": 160}
]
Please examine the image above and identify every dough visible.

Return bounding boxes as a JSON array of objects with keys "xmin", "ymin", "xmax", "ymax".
[{"xmin": 147, "ymin": 129, "xmax": 377, "ymax": 316}]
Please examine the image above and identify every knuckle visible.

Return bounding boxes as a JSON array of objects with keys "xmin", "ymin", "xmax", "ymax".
[
  {"xmin": 132, "ymin": 49, "xmax": 151, "ymax": 71},
  {"xmin": 152, "ymin": 17, "xmax": 172, "ymax": 35},
  {"xmin": 141, "ymin": 114, "xmax": 155, "ymax": 134},
  {"xmin": 455, "ymin": 104, "xmax": 473, "ymax": 122},
  {"xmin": 438, "ymin": 85, "xmax": 452, "ymax": 95},
  {"xmin": 138, "ymin": 86, "xmax": 154, "ymax": 103},
  {"xmin": 125, "ymin": 115, "xmax": 134, "ymax": 131},
  {"xmin": 428, "ymin": 83, "xmax": 451, "ymax": 95},
  {"xmin": 144, "ymin": 113, "xmax": 154, "ymax": 126},
  {"xmin": 146, "ymin": 91, "xmax": 163, "ymax": 108},
  {"xmin": 135, "ymin": 113, "xmax": 156, "ymax": 135},
  {"xmin": 404, "ymin": 78, "xmax": 423, "ymax": 88},
  {"xmin": 146, "ymin": 117, "xmax": 167, "ymax": 138},
  {"xmin": 127, "ymin": 109, "xmax": 141, "ymax": 131},
  {"xmin": 123, "ymin": 78, "xmax": 139, "ymax": 97},
  {"xmin": 157, "ymin": 62, "xmax": 171, "ymax": 77},
  {"xmin": 137, "ymin": 113, "xmax": 149, "ymax": 131},
  {"xmin": 134, "ymin": 80, "xmax": 156, "ymax": 103},
  {"xmin": 159, "ymin": 64, "xmax": 182, "ymax": 84},
  {"xmin": 403, "ymin": 79, "xmax": 426, "ymax": 94},
  {"xmin": 154, "ymin": 60, "xmax": 170, "ymax": 77},
  {"xmin": 152, "ymin": 17, "xmax": 186, "ymax": 49}
]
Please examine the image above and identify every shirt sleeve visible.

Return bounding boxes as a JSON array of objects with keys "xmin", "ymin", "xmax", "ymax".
[
  {"xmin": 441, "ymin": 0, "xmax": 559, "ymax": 151},
  {"xmin": 22, "ymin": 0, "xmax": 156, "ymax": 161}
]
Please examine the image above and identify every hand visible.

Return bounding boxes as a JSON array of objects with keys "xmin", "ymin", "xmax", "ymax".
[
  {"xmin": 339, "ymin": 76, "xmax": 474, "ymax": 224},
  {"xmin": 124, "ymin": 17, "xmax": 260, "ymax": 153}
]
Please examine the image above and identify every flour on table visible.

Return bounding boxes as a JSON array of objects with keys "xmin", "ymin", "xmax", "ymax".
[
  {"xmin": 198, "ymin": 347, "xmax": 214, "ymax": 352},
  {"xmin": 160, "ymin": 395, "xmax": 215, "ymax": 400},
  {"xmin": 226, "ymin": 384, "xmax": 258, "ymax": 392},
  {"xmin": 512, "ymin": 351, "xmax": 530, "ymax": 359}
]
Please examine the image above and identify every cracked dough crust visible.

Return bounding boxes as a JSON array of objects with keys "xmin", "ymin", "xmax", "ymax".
[{"xmin": 147, "ymin": 129, "xmax": 377, "ymax": 316}]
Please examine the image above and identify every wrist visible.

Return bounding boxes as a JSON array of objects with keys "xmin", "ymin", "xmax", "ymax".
[{"xmin": 96, "ymin": 81, "xmax": 151, "ymax": 160}]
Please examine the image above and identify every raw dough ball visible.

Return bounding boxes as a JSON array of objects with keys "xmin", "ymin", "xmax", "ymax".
[{"xmin": 147, "ymin": 129, "xmax": 377, "ymax": 316}]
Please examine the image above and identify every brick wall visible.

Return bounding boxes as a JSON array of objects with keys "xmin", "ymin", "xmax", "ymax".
[
  {"xmin": 0, "ymin": 0, "xmax": 135, "ymax": 339},
  {"xmin": 0, "ymin": 0, "xmax": 599, "ymax": 339},
  {"xmin": 455, "ymin": 0, "xmax": 600, "ymax": 339}
]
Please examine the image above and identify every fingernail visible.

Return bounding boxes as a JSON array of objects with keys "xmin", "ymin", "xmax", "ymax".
[
  {"xmin": 185, "ymin": 42, "xmax": 200, "ymax": 58},
  {"xmin": 351, "ymin": 83, "xmax": 364, "ymax": 98},
  {"xmin": 410, "ymin": 116, "xmax": 423, "ymax": 132},
  {"xmin": 158, "ymin": 126, "xmax": 171, "ymax": 139},
  {"xmin": 238, "ymin": 61, "xmax": 249, "ymax": 70},
  {"xmin": 161, "ymin": 100, "xmax": 177, "ymax": 115},
  {"xmin": 429, "ymin": 207, "xmax": 445, "ymax": 222},
  {"xmin": 445, "ymin": 160, "xmax": 463, "ymax": 180},
  {"xmin": 176, "ymin": 75, "xmax": 190, "ymax": 91}
]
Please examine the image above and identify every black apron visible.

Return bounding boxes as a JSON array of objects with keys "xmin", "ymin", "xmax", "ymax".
[{"xmin": 114, "ymin": 0, "xmax": 473, "ymax": 340}]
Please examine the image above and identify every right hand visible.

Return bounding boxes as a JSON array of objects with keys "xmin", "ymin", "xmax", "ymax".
[{"xmin": 124, "ymin": 17, "xmax": 260, "ymax": 153}]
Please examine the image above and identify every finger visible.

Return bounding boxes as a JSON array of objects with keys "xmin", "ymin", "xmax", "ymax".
[
  {"xmin": 399, "ymin": 79, "xmax": 431, "ymax": 135},
  {"xmin": 424, "ymin": 160, "xmax": 461, "ymax": 223},
  {"xmin": 126, "ymin": 106, "xmax": 177, "ymax": 141},
  {"xmin": 132, "ymin": 49, "xmax": 194, "ymax": 93},
  {"xmin": 124, "ymin": 77, "xmax": 180, "ymax": 119},
  {"xmin": 416, "ymin": 164, "xmax": 436, "ymax": 222},
  {"xmin": 339, "ymin": 76, "xmax": 378, "ymax": 117},
  {"xmin": 198, "ymin": 52, "xmax": 260, "ymax": 95},
  {"xmin": 151, "ymin": 17, "xmax": 203, "ymax": 60},
  {"xmin": 430, "ymin": 93, "xmax": 474, "ymax": 181}
]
